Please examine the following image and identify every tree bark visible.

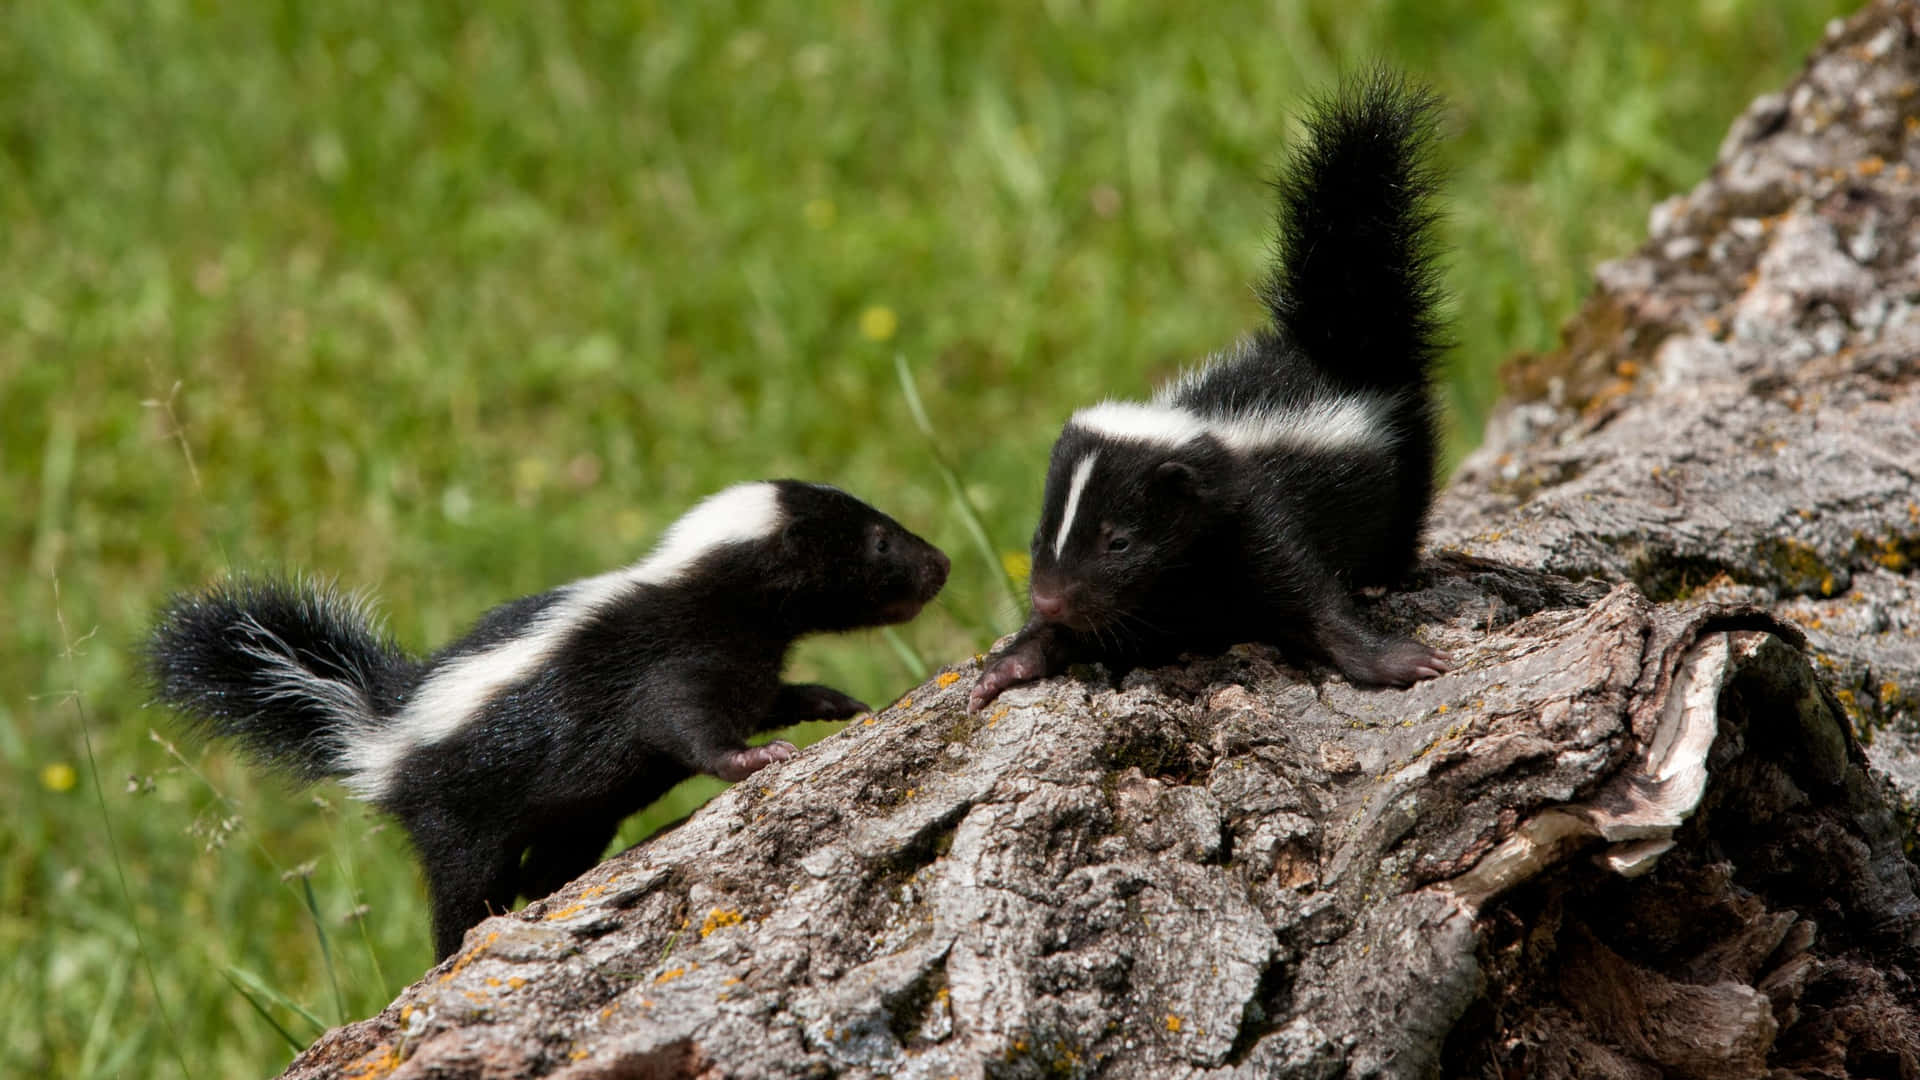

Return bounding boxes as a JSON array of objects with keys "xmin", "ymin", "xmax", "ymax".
[{"xmin": 285, "ymin": 3, "xmax": 1920, "ymax": 1077}]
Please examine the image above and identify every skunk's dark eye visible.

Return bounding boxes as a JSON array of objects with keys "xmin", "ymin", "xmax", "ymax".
[
  {"xmin": 1107, "ymin": 535, "xmax": 1131, "ymax": 554},
  {"xmin": 874, "ymin": 535, "xmax": 891, "ymax": 555}
]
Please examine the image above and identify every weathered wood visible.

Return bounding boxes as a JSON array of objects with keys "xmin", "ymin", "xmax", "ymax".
[{"xmin": 284, "ymin": 3, "xmax": 1920, "ymax": 1077}]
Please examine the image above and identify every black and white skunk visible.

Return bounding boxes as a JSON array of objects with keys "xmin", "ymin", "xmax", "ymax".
[
  {"xmin": 147, "ymin": 481, "xmax": 949, "ymax": 960},
  {"xmin": 972, "ymin": 72, "xmax": 1452, "ymax": 713}
]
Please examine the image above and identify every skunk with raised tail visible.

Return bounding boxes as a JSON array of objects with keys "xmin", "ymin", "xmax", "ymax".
[
  {"xmin": 148, "ymin": 481, "xmax": 949, "ymax": 960},
  {"xmin": 972, "ymin": 71, "xmax": 1452, "ymax": 713}
]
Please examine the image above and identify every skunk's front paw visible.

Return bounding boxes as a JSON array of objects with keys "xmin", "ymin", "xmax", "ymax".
[
  {"xmin": 783, "ymin": 683, "xmax": 871, "ymax": 721},
  {"xmin": 970, "ymin": 648, "xmax": 1047, "ymax": 713},
  {"xmin": 714, "ymin": 740, "xmax": 799, "ymax": 782}
]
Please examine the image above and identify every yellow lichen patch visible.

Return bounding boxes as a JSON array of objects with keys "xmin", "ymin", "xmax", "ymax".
[
  {"xmin": 344, "ymin": 1044, "xmax": 403, "ymax": 1080},
  {"xmin": 507, "ymin": 977, "xmax": 526, "ymax": 990},
  {"xmin": 655, "ymin": 966, "xmax": 689, "ymax": 984},
  {"xmin": 439, "ymin": 931, "xmax": 499, "ymax": 983},
  {"xmin": 581, "ymin": 884, "xmax": 607, "ymax": 898},
  {"xmin": 863, "ymin": 715, "xmax": 877, "ymax": 726},
  {"xmin": 570, "ymin": 1048, "xmax": 590, "ymax": 1062},
  {"xmin": 937, "ymin": 671, "xmax": 962, "ymax": 689},
  {"xmin": 1165, "ymin": 1015, "xmax": 1183, "ymax": 1032},
  {"xmin": 1615, "ymin": 360, "xmax": 1639, "ymax": 379},
  {"xmin": 544, "ymin": 904, "xmax": 586, "ymax": 921},
  {"xmin": 1857, "ymin": 155, "xmax": 1886, "ymax": 177},
  {"xmin": 1868, "ymin": 534, "xmax": 1912, "ymax": 573},
  {"xmin": 600, "ymin": 1005, "xmax": 616, "ymax": 1020},
  {"xmin": 1821, "ymin": 575, "xmax": 1836, "ymax": 597},
  {"xmin": 462, "ymin": 990, "xmax": 490, "ymax": 1003},
  {"xmin": 1882, "ymin": 682, "xmax": 1903, "ymax": 706},
  {"xmin": 485, "ymin": 977, "xmax": 502, "ymax": 988},
  {"xmin": 700, "ymin": 908, "xmax": 745, "ymax": 937},
  {"xmin": 723, "ymin": 976, "xmax": 742, "ymax": 986}
]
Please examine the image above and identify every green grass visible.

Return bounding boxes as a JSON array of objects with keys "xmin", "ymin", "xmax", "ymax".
[{"xmin": 3, "ymin": 1, "xmax": 1848, "ymax": 1075}]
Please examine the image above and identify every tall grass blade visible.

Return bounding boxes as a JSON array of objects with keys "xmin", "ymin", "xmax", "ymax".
[
  {"xmin": 302, "ymin": 877, "xmax": 349, "ymax": 1024},
  {"xmin": 880, "ymin": 626, "xmax": 929, "ymax": 680},
  {"xmin": 893, "ymin": 353, "xmax": 1024, "ymax": 621},
  {"xmin": 220, "ymin": 971, "xmax": 310, "ymax": 1055},
  {"xmin": 56, "ymin": 576, "xmax": 195, "ymax": 1080},
  {"xmin": 224, "ymin": 965, "xmax": 329, "ymax": 1037}
]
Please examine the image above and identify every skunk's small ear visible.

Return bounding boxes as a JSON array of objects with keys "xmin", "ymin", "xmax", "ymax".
[{"xmin": 1154, "ymin": 460, "xmax": 1205, "ymax": 497}]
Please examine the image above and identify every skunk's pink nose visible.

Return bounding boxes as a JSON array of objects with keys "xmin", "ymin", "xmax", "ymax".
[{"xmin": 1032, "ymin": 589, "xmax": 1067, "ymax": 621}]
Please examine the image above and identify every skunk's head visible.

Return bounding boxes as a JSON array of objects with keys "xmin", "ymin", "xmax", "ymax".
[
  {"xmin": 761, "ymin": 481, "xmax": 949, "ymax": 633},
  {"xmin": 1026, "ymin": 408, "xmax": 1233, "ymax": 636}
]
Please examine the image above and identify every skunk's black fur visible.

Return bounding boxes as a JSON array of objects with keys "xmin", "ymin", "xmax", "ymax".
[
  {"xmin": 148, "ymin": 481, "xmax": 949, "ymax": 960},
  {"xmin": 972, "ymin": 71, "xmax": 1451, "ymax": 712},
  {"xmin": 150, "ymin": 579, "xmax": 421, "ymax": 782}
]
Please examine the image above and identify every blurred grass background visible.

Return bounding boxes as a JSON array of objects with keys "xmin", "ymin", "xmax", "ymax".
[{"xmin": 3, "ymin": 1, "xmax": 1852, "ymax": 1075}]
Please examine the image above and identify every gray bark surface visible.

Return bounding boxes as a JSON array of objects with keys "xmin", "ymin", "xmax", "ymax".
[{"xmin": 285, "ymin": 4, "xmax": 1920, "ymax": 1077}]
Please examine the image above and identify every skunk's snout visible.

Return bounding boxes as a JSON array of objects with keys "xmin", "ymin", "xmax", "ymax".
[
  {"xmin": 1031, "ymin": 587, "xmax": 1067, "ymax": 621},
  {"xmin": 1029, "ymin": 573, "xmax": 1094, "ymax": 630},
  {"xmin": 923, "ymin": 548, "xmax": 951, "ymax": 596}
]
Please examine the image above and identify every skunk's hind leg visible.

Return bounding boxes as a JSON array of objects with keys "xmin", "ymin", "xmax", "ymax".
[
  {"xmin": 519, "ymin": 816, "xmax": 620, "ymax": 903},
  {"xmin": 409, "ymin": 811, "xmax": 523, "ymax": 961},
  {"xmin": 1304, "ymin": 584, "xmax": 1450, "ymax": 688}
]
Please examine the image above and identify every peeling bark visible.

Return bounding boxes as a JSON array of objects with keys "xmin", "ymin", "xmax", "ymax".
[{"xmin": 283, "ymin": 4, "xmax": 1920, "ymax": 1077}]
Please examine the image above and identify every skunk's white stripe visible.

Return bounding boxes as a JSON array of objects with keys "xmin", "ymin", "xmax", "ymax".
[
  {"xmin": 1072, "ymin": 402, "xmax": 1208, "ymax": 446},
  {"xmin": 235, "ymin": 613, "xmax": 379, "ymax": 732},
  {"xmin": 1211, "ymin": 396, "xmax": 1390, "ymax": 454},
  {"xmin": 1070, "ymin": 395, "xmax": 1392, "ymax": 455},
  {"xmin": 338, "ymin": 483, "xmax": 787, "ymax": 801},
  {"xmin": 628, "ymin": 483, "xmax": 788, "ymax": 586},
  {"xmin": 1054, "ymin": 452, "xmax": 1099, "ymax": 558}
]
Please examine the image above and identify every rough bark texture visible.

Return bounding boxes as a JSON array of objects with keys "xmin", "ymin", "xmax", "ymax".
[{"xmin": 288, "ymin": 5, "xmax": 1920, "ymax": 1078}]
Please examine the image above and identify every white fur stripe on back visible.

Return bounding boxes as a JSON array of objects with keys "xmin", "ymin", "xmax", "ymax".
[
  {"xmin": 1211, "ymin": 396, "xmax": 1391, "ymax": 453},
  {"xmin": 337, "ymin": 482, "xmax": 787, "ymax": 801},
  {"xmin": 1071, "ymin": 402, "xmax": 1208, "ymax": 446},
  {"xmin": 1072, "ymin": 394, "xmax": 1392, "ymax": 455},
  {"xmin": 1054, "ymin": 452, "xmax": 1099, "ymax": 557}
]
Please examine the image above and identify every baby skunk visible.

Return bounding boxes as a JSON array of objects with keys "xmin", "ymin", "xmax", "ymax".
[
  {"xmin": 148, "ymin": 481, "xmax": 949, "ymax": 960},
  {"xmin": 972, "ymin": 72, "xmax": 1451, "ymax": 713}
]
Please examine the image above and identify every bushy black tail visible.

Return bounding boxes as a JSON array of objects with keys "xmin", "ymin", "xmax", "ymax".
[
  {"xmin": 1263, "ymin": 69, "xmax": 1446, "ymax": 393},
  {"xmin": 145, "ymin": 577, "xmax": 420, "ymax": 783}
]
